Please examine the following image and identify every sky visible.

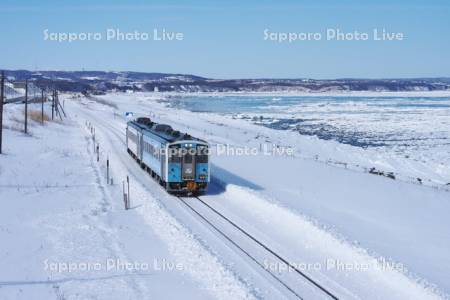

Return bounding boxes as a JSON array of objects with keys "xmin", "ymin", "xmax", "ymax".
[{"xmin": 0, "ymin": 0, "xmax": 449, "ymax": 79}]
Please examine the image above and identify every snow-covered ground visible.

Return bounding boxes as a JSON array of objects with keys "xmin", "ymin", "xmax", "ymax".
[
  {"xmin": 1, "ymin": 92, "xmax": 449, "ymax": 299},
  {"xmin": 0, "ymin": 103, "xmax": 256, "ymax": 300}
]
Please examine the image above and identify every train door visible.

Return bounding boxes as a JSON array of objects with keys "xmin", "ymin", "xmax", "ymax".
[{"xmin": 182, "ymin": 148, "xmax": 195, "ymax": 180}]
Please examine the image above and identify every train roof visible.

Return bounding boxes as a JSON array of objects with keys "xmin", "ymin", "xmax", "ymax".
[{"xmin": 127, "ymin": 117, "xmax": 207, "ymax": 144}]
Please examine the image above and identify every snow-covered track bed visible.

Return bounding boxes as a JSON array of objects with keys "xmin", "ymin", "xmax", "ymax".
[{"xmin": 178, "ymin": 195, "xmax": 341, "ymax": 300}]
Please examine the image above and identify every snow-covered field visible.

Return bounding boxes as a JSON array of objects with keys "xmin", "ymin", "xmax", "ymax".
[{"xmin": 1, "ymin": 92, "xmax": 449, "ymax": 299}]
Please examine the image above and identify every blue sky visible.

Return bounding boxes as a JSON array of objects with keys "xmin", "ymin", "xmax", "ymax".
[{"xmin": 1, "ymin": 0, "xmax": 449, "ymax": 79}]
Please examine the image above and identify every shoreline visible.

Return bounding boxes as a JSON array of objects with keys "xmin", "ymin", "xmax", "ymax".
[{"xmin": 142, "ymin": 90, "xmax": 450, "ymax": 98}]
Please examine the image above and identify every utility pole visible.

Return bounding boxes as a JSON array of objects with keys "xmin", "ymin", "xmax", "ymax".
[
  {"xmin": 0, "ymin": 71, "xmax": 4, "ymax": 154},
  {"xmin": 51, "ymin": 90, "xmax": 55, "ymax": 120},
  {"xmin": 54, "ymin": 90, "xmax": 58, "ymax": 118},
  {"xmin": 24, "ymin": 80, "xmax": 28, "ymax": 134},
  {"xmin": 41, "ymin": 89, "xmax": 44, "ymax": 125}
]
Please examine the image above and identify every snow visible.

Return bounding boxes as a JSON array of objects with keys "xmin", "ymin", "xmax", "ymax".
[
  {"xmin": 211, "ymin": 185, "xmax": 441, "ymax": 299},
  {"xmin": 1, "ymin": 92, "xmax": 449, "ymax": 299},
  {"xmin": 81, "ymin": 76, "xmax": 101, "ymax": 81},
  {"xmin": 0, "ymin": 102, "xmax": 255, "ymax": 300}
]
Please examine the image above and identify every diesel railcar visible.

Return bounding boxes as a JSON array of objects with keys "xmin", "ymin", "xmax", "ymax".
[{"xmin": 126, "ymin": 117, "xmax": 209, "ymax": 194}]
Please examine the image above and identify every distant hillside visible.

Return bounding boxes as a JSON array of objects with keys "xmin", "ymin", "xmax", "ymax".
[{"xmin": 3, "ymin": 70, "xmax": 450, "ymax": 93}]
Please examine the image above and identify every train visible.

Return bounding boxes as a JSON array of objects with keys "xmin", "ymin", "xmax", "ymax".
[{"xmin": 126, "ymin": 117, "xmax": 210, "ymax": 195}]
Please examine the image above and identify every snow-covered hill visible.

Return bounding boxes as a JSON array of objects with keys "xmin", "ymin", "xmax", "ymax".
[{"xmin": 3, "ymin": 70, "xmax": 450, "ymax": 93}]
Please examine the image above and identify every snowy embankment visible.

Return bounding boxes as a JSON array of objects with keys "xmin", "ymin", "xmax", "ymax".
[
  {"xmin": 83, "ymin": 92, "xmax": 449, "ymax": 299},
  {"xmin": 0, "ymin": 102, "xmax": 256, "ymax": 299}
]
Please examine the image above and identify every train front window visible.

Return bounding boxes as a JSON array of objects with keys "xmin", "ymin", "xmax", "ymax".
[
  {"xmin": 197, "ymin": 145, "xmax": 208, "ymax": 163},
  {"xmin": 184, "ymin": 152, "xmax": 193, "ymax": 164},
  {"xmin": 169, "ymin": 146, "xmax": 181, "ymax": 163}
]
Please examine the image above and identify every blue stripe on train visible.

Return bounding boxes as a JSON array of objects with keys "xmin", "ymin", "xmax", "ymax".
[
  {"xmin": 168, "ymin": 163, "xmax": 181, "ymax": 182},
  {"xmin": 196, "ymin": 163, "xmax": 209, "ymax": 182}
]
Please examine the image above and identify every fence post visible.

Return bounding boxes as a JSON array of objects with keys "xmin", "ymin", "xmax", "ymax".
[
  {"xmin": 96, "ymin": 144, "xmax": 99, "ymax": 162},
  {"xmin": 93, "ymin": 129, "xmax": 96, "ymax": 153},
  {"xmin": 106, "ymin": 156, "xmax": 109, "ymax": 183},
  {"xmin": 127, "ymin": 175, "xmax": 130, "ymax": 209},
  {"xmin": 123, "ymin": 180, "xmax": 127, "ymax": 210}
]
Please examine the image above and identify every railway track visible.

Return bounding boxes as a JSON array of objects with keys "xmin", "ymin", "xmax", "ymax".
[
  {"xmin": 177, "ymin": 196, "xmax": 340, "ymax": 300},
  {"xmin": 81, "ymin": 110, "xmax": 341, "ymax": 299}
]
